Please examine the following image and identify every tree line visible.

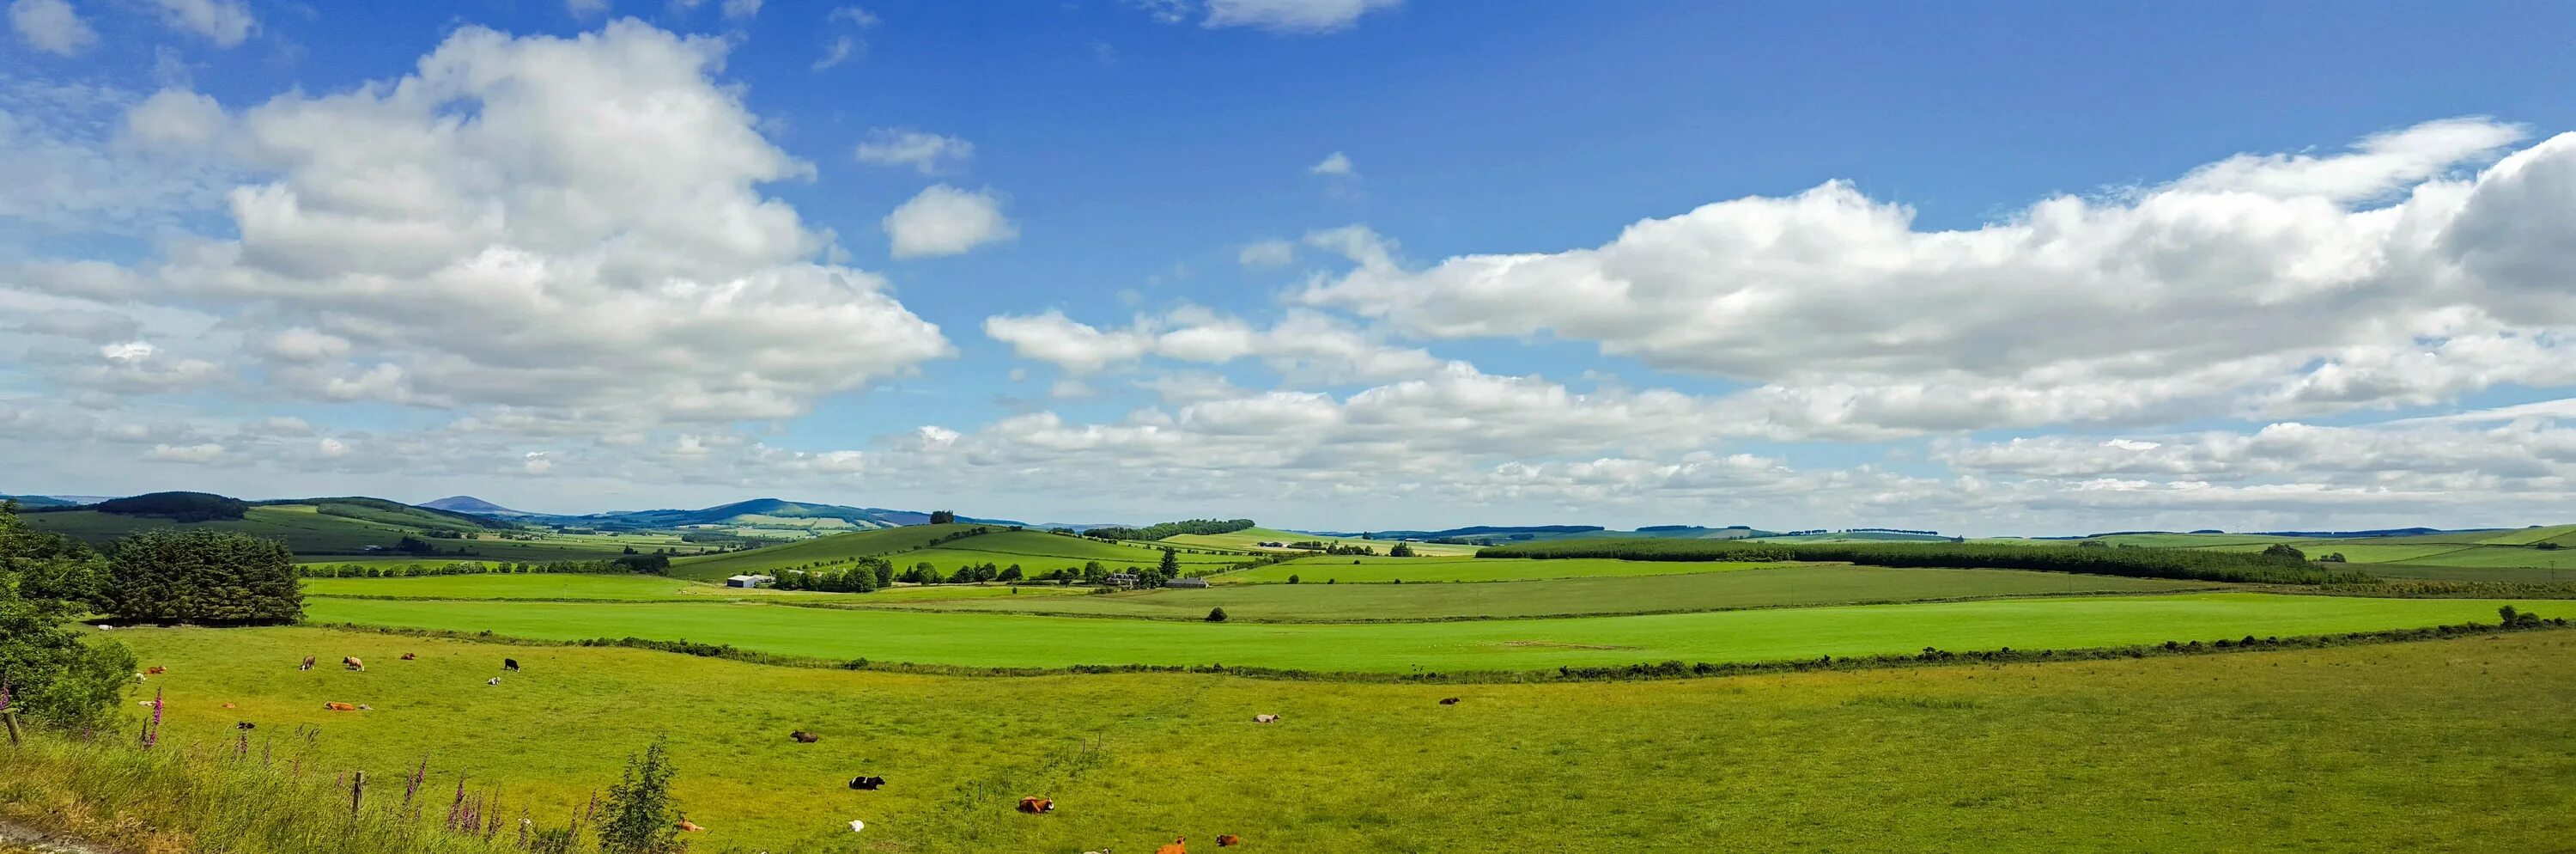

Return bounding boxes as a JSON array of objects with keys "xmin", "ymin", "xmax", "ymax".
[
  {"xmin": 3, "ymin": 501, "xmax": 302, "ymax": 732},
  {"xmin": 1083, "ymin": 518, "xmax": 1256, "ymax": 541},
  {"xmin": 1475, "ymin": 538, "xmax": 2382, "ymax": 584}
]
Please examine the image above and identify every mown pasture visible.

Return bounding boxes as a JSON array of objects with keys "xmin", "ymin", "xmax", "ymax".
[
  {"xmin": 664, "ymin": 525, "xmax": 1249, "ymax": 582},
  {"xmin": 75, "ymin": 626, "xmax": 2576, "ymax": 853},
  {"xmin": 1224, "ymin": 556, "xmax": 1788, "ymax": 583},
  {"xmin": 877, "ymin": 564, "xmax": 2216, "ymax": 621},
  {"xmin": 301, "ymin": 593, "xmax": 2532, "ymax": 673},
  {"xmin": 1159, "ymin": 526, "xmax": 1480, "ymax": 556}
]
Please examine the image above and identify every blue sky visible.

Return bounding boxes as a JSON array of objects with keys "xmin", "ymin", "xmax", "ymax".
[{"xmin": 6, "ymin": 1, "xmax": 2576, "ymax": 534}]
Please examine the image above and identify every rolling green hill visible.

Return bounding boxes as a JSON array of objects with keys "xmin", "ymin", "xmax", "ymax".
[
  {"xmin": 1163, "ymin": 527, "xmax": 1480, "ymax": 556},
  {"xmin": 669, "ymin": 525, "xmax": 1261, "ymax": 581},
  {"xmin": 20, "ymin": 499, "xmax": 682, "ymax": 564},
  {"xmin": 667, "ymin": 523, "xmax": 994, "ymax": 579}
]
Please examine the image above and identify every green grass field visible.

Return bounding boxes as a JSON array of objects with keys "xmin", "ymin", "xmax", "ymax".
[
  {"xmin": 301, "ymin": 593, "xmax": 2531, "ymax": 674},
  {"xmin": 78, "ymin": 625, "xmax": 2576, "ymax": 853},
  {"xmin": 890, "ymin": 530, "xmax": 1254, "ymax": 571},
  {"xmin": 1224, "ymin": 556, "xmax": 1792, "ymax": 583},
  {"xmin": 670, "ymin": 524, "xmax": 988, "ymax": 579},
  {"xmin": 300, "ymin": 574, "xmax": 1102, "ymax": 603},
  {"xmin": 885, "ymin": 565, "xmax": 2215, "ymax": 621},
  {"xmin": 1161, "ymin": 526, "xmax": 1480, "ymax": 556}
]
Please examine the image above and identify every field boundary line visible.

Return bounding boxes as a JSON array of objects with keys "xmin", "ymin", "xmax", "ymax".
[{"xmin": 295, "ymin": 613, "xmax": 2573, "ymax": 684}]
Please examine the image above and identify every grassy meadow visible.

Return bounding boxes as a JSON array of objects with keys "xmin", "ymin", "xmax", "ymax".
[
  {"xmin": 301, "ymin": 574, "xmax": 1100, "ymax": 603},
  {"xmin": 298, "ymin": 593, "xmax": 2534, "ymax": 673},
  {"xmin": 878, "ymin": 564, "xmax": 2216, "ymax": 621},
  {"xmin": 1159, "ymin": 526, "xmax": 1480, "ymax": 556},
  {"xmin": 60, "ymin": 625, "xmax": 2574, "ymax": 853},
  {"xmin": 1224, "ymin": 555, "xmax": 1791, "ymax": 583}
]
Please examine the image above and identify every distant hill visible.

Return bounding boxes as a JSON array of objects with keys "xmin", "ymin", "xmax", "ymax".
[
  {"xmin": 537, "ymin": 498, "xmax": 1024, "ymax": 532},
  {"xmin": 2, "ymin": 494, "xmax": 81, "ymax": 509},
  {"xmin": 420, "ymin": 495, "xmax": 536, "ymax": 516}
]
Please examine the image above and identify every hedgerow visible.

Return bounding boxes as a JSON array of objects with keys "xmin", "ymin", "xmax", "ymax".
[{"xmin": 1475, "ymin": 539, "xmax": 2379, "ymax": 585}]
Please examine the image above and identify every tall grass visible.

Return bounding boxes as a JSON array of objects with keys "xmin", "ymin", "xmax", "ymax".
[
  {"xmin": 0, "ymin": 729, "xmax": 593, "ymax": 854},
  {"xmin": 1477, "ymin": 539, "xmax": 2381, "ymax": 584}
]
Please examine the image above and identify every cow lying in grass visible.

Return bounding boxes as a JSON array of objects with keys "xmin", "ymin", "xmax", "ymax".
[
  {"xmin": 791, "ymin": 730, "xmax": 820, "ymax": 743},
  {"xmin": 1017, "ymin": 796, "xmax": 1053, "ymax": 814},
  {"xmin": 848, "ymin": 776, "xmax": 885, "ymax": 790}
]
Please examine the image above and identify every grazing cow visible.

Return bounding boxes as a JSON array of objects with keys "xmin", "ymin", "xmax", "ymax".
[
  {"xmin": 1437, "ymin": 697, "xmax": 1460, "ymax": 705},
  {"xmin": 677, "ymin": 820, "xmax": 704, "ymax": 833},
  {"xmin": 356, "ymin": 705, "xmax": 373, "ymax": 711},
  {"xmin": 300, "ymin": 656, "xmax": 316, "ymax": 671},
  {"xmin": 343, "ymin": 656, "xmax": 365, "ymax": 671},
  {"xmin": 1217, "ymin": 835, "xmax": 1241, "ymax": 847},
  {"xmin": 848, "ymin": 820, "xmax": 866, "ymax": 833},
  {"xmin": 325, "ymin": 702, "xmax": 356, "ymax": 711},
  {"xmin": 791, "ymin": 730, "xmax": 820, "ymax": 743},
  {"xmin": 503, "ymin": 658, "xmax": 519, "ymax": 671},
  {"xmin": 400, "ymin": 653, "xmax": 416, "ymax": 661},
  {"xmin": 1155, "ymin": 836, "xmax": 1187, "ymax": 854},
  {"xmin": 1016, "ymin": 796, "xmax": 1054, "ymax": 814},
  {"xmin": 848, "ymin": 776, "xmax": 885, "ymax": 791},
  {"xmin": 1253, "ymin": 714, "xmax": 1279, "ymax": 723},
  {"xmin": 236, "ymin": 722, "xmax": 255, "ymax": 730},
  {"xmin": 222, "ymin": 703, "xmax": 235, "ymax": 709},
  {"xmin": 487, "ymin": 677, "xmax": 501, "ymax": 686},
  {"xmin": 146, "ymin": 666, "xmax": 167, "ymax": 674}
]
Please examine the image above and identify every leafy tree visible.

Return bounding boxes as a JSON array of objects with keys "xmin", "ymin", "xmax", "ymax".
[
  {"xmin": 2259, "ymin": 544, "xmax": 2308, "ymax": 562},
  {"xmin": 927, "ymin": 509, "xmax": 957, "ymax": 525},
  {"xmin": 104, "ymin": 529, "xmax": 301, "ymax": 625},
  {"xmin": 2320, "ymin": 552, "xmax": 2348, "ymax": 563},
  {"xmin": 1158, "ymin": 548, "xmax": 1180, "ymax": 576},
  {"xmin": 598, "ymin": 736, "xmax": 683, "ymax": 854},
  {"xmin": 0, "ymin": 588, "xmax": 137, "ymax": 730},
  {"xmin": 1388, "ymin": 542, "xmax": 1415, "ymax": 558},
  {"xmin": 398, "ymin": 535, "xmax": 435, "ymax": 554},
  {"xmin": 0, "ymin": 503, "xmax": 136, "ymax": 730},
  {"xmin": 1206, "ymin": 607, "xmax": 1229, "ymax": 622},
  {"xmin": 1286, "ymin": 574, "xmax": 1299, "ymax": 585},
  {"xmin": 999, "ymin": 564, "xmax": 1023, "ymax": 582}
]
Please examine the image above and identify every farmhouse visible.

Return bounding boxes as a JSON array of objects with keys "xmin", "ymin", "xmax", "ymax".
[
  {"xmin": 1166, "ymin": 576, "xmax": 1210, "ymax": 589},
  {"xmin": 726, "ymin": 574, "xmax": 775, "ymax": 589},
  {"xmin": 1105, "ymin": 571, "xmax": 1139, "ymax": 589}
]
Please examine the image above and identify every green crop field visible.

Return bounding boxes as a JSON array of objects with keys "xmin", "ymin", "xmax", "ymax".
[
  {"xmin": 299, "ymin": 574, "xmax": 1102, "ymax": 603},
  {"xmin": 861, "ymin": 564, "xmax": 2215, "ymax": 621},
  {"xmin": 670, "ymin": 524, "xmax": 990, "ymax": 579},
  {"xmin": 890, "ymin": 530, "xmax": 1254, "ymax": 570},
  {"xmin": 1225, "ymin": 556, "xmax": 1790, "ymax": 583},
  {"xmin": 73, "ymin": 625, "xmax": 2576, "ymax": 853},
  {"xmin": 1161, "ymin": 526, "xmax": 1480, "ymax": 556},
  {"xmin": 301, "ymin": 593, "xmax": 2531, "ymax": 674}
]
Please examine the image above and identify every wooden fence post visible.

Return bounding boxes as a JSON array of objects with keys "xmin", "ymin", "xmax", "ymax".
[
  {"xmin": 2, "ymin": 710, "xmax": 21, "ymax": 747},
  {"xmin": 351, "ymin": 770, "xmax": 367, "ymax": 817}
]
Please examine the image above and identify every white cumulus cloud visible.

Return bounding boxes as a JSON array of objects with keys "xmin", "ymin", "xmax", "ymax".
[
  {"xmin": 9, "ymin": 0, "xmax": 94, "ymax": 55},
  {"xmin": 883, "ymin": 184, "xmax": 1017, "ymax": 259}
]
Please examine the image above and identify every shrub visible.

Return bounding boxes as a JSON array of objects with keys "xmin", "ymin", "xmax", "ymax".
[
  {"xmin": 1206, "ymin": 607, "xmax": 1229, "ymax": 622},
  {"xmin": 1286, "ymin": 574, "xmax": 1299, "ymax": 584},
  {"xmin": 598, "ymin": 737, "xmax": 682, "ymax": 854},
  {"xmin": 0, "ymin": 584, "xmax": 138, "ymax": 729}
]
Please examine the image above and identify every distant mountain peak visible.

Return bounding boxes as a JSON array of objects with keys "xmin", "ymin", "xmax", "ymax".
[{"xmin": 421, "ymin": 495, "xmax": 527, "ymax": 515}]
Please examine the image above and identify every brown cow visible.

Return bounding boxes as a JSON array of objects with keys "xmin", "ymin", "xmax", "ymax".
[
  {"xmin": 677, "ymin": 820, "xmax": 705, "ymax": 833},
  {"xmin": 1216, "ymin": 835, "xmax": 1241, "ymax": 847},
  {"xmin": 1437, "ymin": 697, "xmax": 1460, "ymax": 705},
  {"xmin": 1016, "ymin": 796, "xmax": 1054, "ymax": 814},
  {"xmin": 324, "ymin": 702, "xmax": 356, "ymax": 711},
  {"xmin": 145, "ymin": 666, "xmax": 167, "ymax": 674},
  {"xmin": 400, "ymin": 653, "xmax": 416, "ymax": 661},
  {"xmin": 343, "ymin": 656, "xmax": 365, "ymax": 671},
  {"xmin": 791, "ymin": 730, "xmax": 820, "ymax": 743},
  {"xmin": 300, "ymin": 656, "xmax": 316, "ymax": 671},
  {"xmin": 1155, "ymin": 836, "xmax": 1187, "ymax": 854}
]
